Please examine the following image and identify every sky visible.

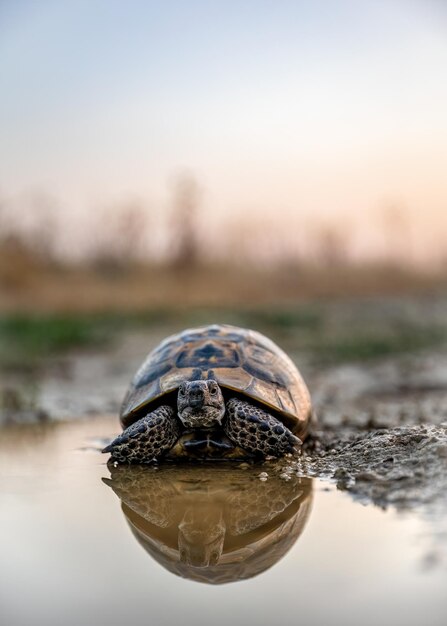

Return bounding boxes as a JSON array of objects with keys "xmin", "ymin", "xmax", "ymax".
[{"xmin": 1, "ymin": 0, "xmax": 446, "ymax": 263}]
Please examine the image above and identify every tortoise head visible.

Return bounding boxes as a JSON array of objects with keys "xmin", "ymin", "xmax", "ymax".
[
  {"xmin": 177, "ymin": 380, "xmax": 225, "ymax": 429},
  {"xmin": 178, "ymin": 505, "xmax": 226, "ymax": 567}
]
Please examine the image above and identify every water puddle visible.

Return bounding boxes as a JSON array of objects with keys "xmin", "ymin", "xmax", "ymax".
[
  {"xmin": 1, "ymin": 416, "xmax": 446, "ymax": 626},
  {"xmin": 104, "ymin": 464, "xmax": 312, "ymax": 584}
]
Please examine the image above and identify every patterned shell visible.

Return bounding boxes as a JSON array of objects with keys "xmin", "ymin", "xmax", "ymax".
[{"xmin": 120, "ymin": 324, "xmax": 311, "ymax": 437}]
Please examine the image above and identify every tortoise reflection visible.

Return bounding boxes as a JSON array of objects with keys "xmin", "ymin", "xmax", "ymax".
[{"xmin": 103, "ymin": 464, "xmax": 313, "ymax": 584}]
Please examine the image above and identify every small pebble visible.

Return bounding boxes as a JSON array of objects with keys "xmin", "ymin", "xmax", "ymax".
[
  {"xmin": 259, "ymin": 472, "xmax": 269, "ymax": 481},
  {"xmin": 280, "ymin": 473, "xmax": 291, "ymax": 481}
]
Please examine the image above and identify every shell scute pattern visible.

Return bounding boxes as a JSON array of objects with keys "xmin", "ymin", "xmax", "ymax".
[
  {"xmin": 241, "ymin": 358, "xmax": 288, "ymax": 387},
  {"xmin": 120, "ymin": 324, "xmax": 311, "ymax": 437},
  {"xmin": 135, "ymin": 361, "xmax": 172, "ymax": 389},
  {"xmin": 175, "ymin": 341, "xmax": 240, "ymax": 369}
]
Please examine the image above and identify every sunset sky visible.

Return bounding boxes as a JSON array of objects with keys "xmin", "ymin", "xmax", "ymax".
[{"xmin": 1, "ymin": 0, "xmax": 446, "ymax": 263}]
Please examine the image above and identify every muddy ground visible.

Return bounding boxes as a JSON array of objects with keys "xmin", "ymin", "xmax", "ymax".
[{"xmin": 1, "ymin": 293, "xmax": 447, "ymax": 565}]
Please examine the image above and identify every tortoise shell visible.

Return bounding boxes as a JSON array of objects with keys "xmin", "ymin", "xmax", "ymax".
[{"xmin": 120, "ymin": 324, "xmax": 311, "ymax": 439}]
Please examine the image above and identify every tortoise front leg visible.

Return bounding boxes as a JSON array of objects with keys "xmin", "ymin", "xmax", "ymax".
[
  {"xmin": 224, "ymin": 398, "xmax": 302, "ymax": 457},
  {"xmin": 102, "ymin": 405, "xmax": 180, "ymax": 463}
]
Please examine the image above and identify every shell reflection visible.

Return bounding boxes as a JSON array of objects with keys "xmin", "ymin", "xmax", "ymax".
[{"xmin": 103, "ymin": 464, "xmax": 313, "ymax": 584}]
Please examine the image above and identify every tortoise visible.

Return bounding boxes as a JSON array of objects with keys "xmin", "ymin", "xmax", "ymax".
[
  {"xmin": 103, "ymin": 464, "xmax": 313, "ymax": 584},
  {"xmin": 102, "ymin": 324, "xmax": 312, "ymax": 463}
]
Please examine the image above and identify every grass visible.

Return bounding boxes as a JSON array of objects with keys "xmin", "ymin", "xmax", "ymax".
[
  {"xmin": 0, "ymin": 311, "xmax": 172, "ymax": 367},
  {"xmin": 0, "ymin": 307, "xmax": 321, "ymax": 359},
  {"xmin": 310, "ymin": 326, "xmax": 446, "ymax": 363},
  {"xmin": 0, "ymin": 315, "xmax": 103, "ymax": 356},
  {"xmin": 170, "ymin": 306, "xmax": 323, "ymax": 337},
  {"xmin": 1, "ymin": 301, "xmax": 446, "ymax": 372}
]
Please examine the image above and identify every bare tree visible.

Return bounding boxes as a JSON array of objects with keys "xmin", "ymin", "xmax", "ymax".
[
  {"xmin": 0, "ymin": 190, "xmax": 60, "ymax": 264},
  {"xmin": 169, "ymin": 173, "xmax": 201, "ymax": 269},
  {"xmin": 113, "ymin": 200, "xmax": 148, "ymax": 261},
  {"xmin": 0, "ymin": 191, "xmax": 7, "ymax": 242},
  {"xmin": 27, "ymin": 191, "xmax": 59, "ymax": 263},
  {"xmin": 90, "ymin": 200, "xmax": 148, "ymax": 272},
  {"xmin": 381, "ymin": 202, "xmax": 411, "ymax": 266},
  {"xmin": 313, "ymin": 221, "xmax": 349, "ymax": 267}
]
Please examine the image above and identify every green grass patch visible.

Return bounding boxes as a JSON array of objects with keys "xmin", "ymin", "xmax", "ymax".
[
  {"xmin": 175, "ymin": 306, "xmax": 322, "ymax": 335},
  {"xmin": 0, "ymin": 306, "xmax": 445, "ymax": 371},
  {"xmin": 309, "ymin": 326, "xmax": 447, "ymax": 363},
  {"xmin": 0, "ymin": 310, "xmax": 175, "ymax": 362},
  {"xmin": 234, "ymin": 308, "xmax": 322, "ymax": 332},
  {"xmin": 0, "ymin": 315, "xmax": 102, "ymax": 355},
  {"xmin": 0, "ymin": 309, "xmax": 202, "ymax": 369}
]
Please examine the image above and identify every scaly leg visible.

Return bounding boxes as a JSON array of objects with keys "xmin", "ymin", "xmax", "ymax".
[
  {"xmin": 224, "ymin": 398, "xmax": 301, "ymax": 457},
  {"xmin": 102, "ymin": 405, "xmax": 180, "ymax": 463}
]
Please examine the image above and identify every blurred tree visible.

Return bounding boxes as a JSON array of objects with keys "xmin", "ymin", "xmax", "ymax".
[
  {"xmin": 313, "ymin": 222, "xmax": 349, "ymax": 267},
  {"xmin": 27, "ymin": 191, "xmax": 59, "ymax": 264},
  {"xmin": 0, "ymin": 191, "xmax": 7, "ymax": 241},
  {"xmin": 90, "ymin": 200, "xmax": 148, "ymax": 273},
  {"xmin": 381, "ymin": 202, "xmax": 411, "ymax": 266},
  {"xmin": 0, "ymin": 192, "xmax": 39, "ymax": 286},
  {"xmin": 169, "ymin": 173, "xmax": 201, "ymax": 269}
]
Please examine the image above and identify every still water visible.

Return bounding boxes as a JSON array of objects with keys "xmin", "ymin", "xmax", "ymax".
[{"xmin": 0, "ymin": 416, "xmax": 446, "ymax": 626}]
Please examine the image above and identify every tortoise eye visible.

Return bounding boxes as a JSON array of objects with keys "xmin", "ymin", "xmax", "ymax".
[
  {"xmin": 209, "ymin": 382, "xmax": 217, "ymax": 394},
  {"xmin": 179, "ymin": 384, "xmax": 186, "ymax": 395}
]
